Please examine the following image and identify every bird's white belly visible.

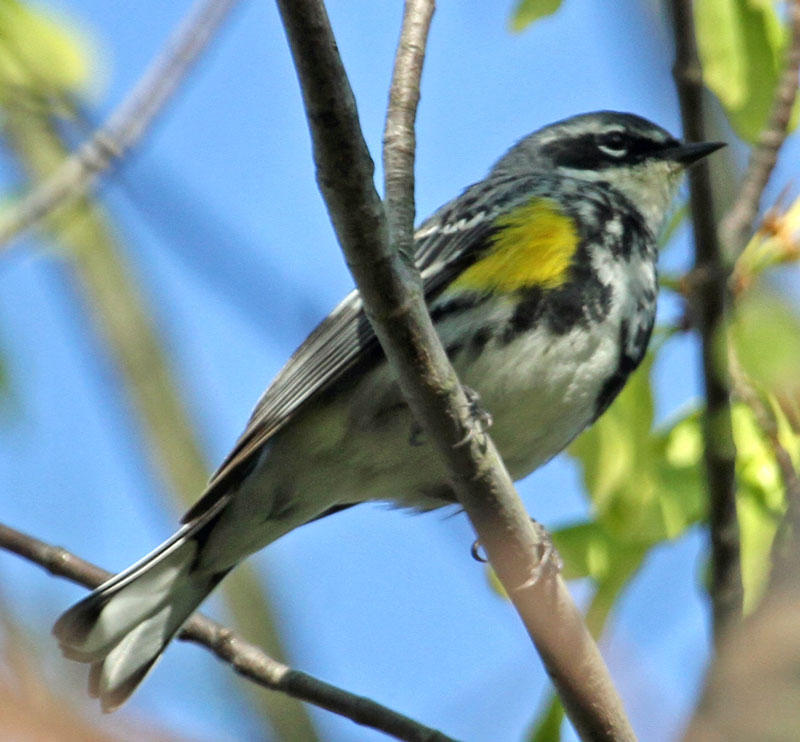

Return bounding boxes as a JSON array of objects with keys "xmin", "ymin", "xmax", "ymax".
[
  {"xmin": 249, "ymin": 298, "xmax": 624, "ymax": 520},
  {"xmin": 456, "ymin": 317, "xmax": 619, "ymax": 479}
]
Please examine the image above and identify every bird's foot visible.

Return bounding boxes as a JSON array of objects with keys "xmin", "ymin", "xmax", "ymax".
[
  {"xmin": 453, "ymin": 386, "xmax": 493, "ymax": 448},
  {"xmin": 471, "ymin": 518, "xmax": 562, "ymax": 587}
]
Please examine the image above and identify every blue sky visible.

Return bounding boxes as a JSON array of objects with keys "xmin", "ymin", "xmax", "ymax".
[{"xmin": 1, "ymin": 1, "xmax": 797, "ymax": 740}]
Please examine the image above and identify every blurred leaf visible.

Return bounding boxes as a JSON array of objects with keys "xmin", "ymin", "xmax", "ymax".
[
  {"xmin": 779, "ymin": 193, "xmax": 800, "ymax": 239},
  {"xmin": 694, "ymin": 0, "xmax": 793, "ymax": 141},
  {"xmin": 737, "ymin": 487, "xmax": 780, "ymax": 612},
  {"xmin": 730, "ymin": 404, "xmax": 786, "ymax": 611},
  {"xmin": 569, "ymin": 356, "xmax": 653, "ymax": 523},
  {"xmin": 549, "ymin": 521, "xmax": 641, "ymax": 583},
  {"xmin": 486, "ymin": 518, "xmax": 647, "ymax": 614},
  {"xmin": 770, "ymin": 395, "xmax": 800, "ymax": 469},
  {"xmin": 569, "ymin": 354, "xmax": 705, "ymax": 542},
  {"xmin": 552, "ymin": 521, "xmax": 611, "ymax": 581},
  {"xmin": 585, "ymin": 546, "xmax": 646, "ymax": 634},
  {"xmin": 527, "ymin": 694, "xmax": 564, "ymax": 742},
  {"xmin": 0, "ymin": 0, "xmax": 92, "ymax": 100},
  {"xmin": 656, "ymin": 414, "xmax": 706, "ymax": 533},
  {"xmin": 658, "ymin": 271, "xmax": 686, "ymax": 295},
  {"xmin": 729, "ymin": 289, "xmax": 800, "ymax": 405},
  {"xmin": 733, "ymin": 194, "xmax": 800, "ymax": 294},
  {"xmin": 734, "ymin": 404, "xmax": 783, "ymax": 510},
  {"xmin": 663, "ymin": 412, "xmax": 704, "ymax": 468},
  {"xmin": 509, "ymin": 0, "xmax": 563, "ymax": 32}
]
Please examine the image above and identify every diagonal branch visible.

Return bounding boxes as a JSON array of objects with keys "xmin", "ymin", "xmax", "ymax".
[
  {"xmin": 0, "ymin": 522, "xmax": 456, "ymax": 742},
  {"xmin": 275, "ymin": 1, "xmax": 635, "ymax": 740},
  {"xmin": 0, "ymin": 0, "xmax": 240, "ymax": 250},
  {"xmin": 719, "ymin": 0, "xmax": 800, "ymax": 259},
  {"xmin": 669, "ymin": 0, "xmax": 742, "ymax": 641}
]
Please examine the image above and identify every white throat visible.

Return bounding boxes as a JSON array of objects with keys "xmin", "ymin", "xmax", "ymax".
[{"xmin": 560, "ymin": 159, "xmax": 684, "ymax": 238}]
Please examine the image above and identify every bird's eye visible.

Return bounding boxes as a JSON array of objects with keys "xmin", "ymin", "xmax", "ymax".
[{"xmin": 597, "ymin": 132, "xmax": 628, "ymax": 157}]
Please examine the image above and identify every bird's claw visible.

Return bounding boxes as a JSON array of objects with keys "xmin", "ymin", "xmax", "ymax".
[
  {"xmin": 471, "ymin": 518, "xmax": 563, "ymax": 587},
  {"xmin": 409, "ymin": 387, "xmax": 491, "ymax": 448},
  {"xmin": 519, "ymin": 519, "xmax": 563, "ymax": 587},
  {"xmin": 470, "ymin": 538, "xmax": 488, "ymax": 563},
  {"xmin": 453, "ymin": 386, "xmax": 493, "ymax": 448}
]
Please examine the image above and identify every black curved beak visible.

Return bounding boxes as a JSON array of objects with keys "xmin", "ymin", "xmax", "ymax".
[{"xmin": 667, "ymin": 140, "xmax": 726, "ymax": 166}]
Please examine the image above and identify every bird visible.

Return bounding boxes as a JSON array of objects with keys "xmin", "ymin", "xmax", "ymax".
[{"xmin": 53, "ymin": 111, "xmax": 724, "ymax": 710}]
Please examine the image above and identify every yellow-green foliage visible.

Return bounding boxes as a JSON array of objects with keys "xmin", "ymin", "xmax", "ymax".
[
  {"xmin": 694, "ymin": 0, "xmax": 798, "ymax": 141},
  {"xmin": 0, "ymin": 0, "xmax": 92, "ymax": 100}
]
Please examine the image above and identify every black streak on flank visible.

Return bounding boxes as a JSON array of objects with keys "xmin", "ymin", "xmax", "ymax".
[
  {"xmin": 445, "ymin": 341, "xmax": 465, "ymax": 359},
  {"xmin": 430, "ymin": 293, "xmax": 484, "ymax": 323},
  {"xmin": 501, "ymin": 249, "xmax": 613, "ymax": 344},
  {"xmin": 592, "ymin": 315, "xmax": 653, "ymax": 421},
  {"xmin": 467, "ymin": 325, "xmax": 494, "ymax": 361},
  {"xmin": 593, "ymin": 355, "xmax": 637, "ymax": 422}
]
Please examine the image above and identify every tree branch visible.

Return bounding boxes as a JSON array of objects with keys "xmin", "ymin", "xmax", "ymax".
[
  {"xmin": 0, "ymin": 522, "xmax": 456, "ymax": 742},
  {"xmin": 275, "ymin": 1, "xmax": 636, "ymax": 739},
  {"xmin": 383, "ymin": 0, "xmax": 433, "ymax": 257},
  {"xmin": 0, "ymin": 0, "xmax": 240, "ymax": 250},
  {"xmin": 719, "ymin": 0, "xmax": 800, "ymax": 259},
  {"xmin": 669, "ymin": 0, "xmax": 742, "ymax": 641}
]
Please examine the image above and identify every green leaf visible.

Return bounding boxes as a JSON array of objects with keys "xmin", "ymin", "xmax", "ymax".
[
  {"xmin": 569, "ymin": 347, "xmax": 707, "ymax": 546},
  {"xmin": 551, "ymin": 521, "xmax": 612, "ymax": 581},
  {"xmin": 0, "ymin": 0, "xmax": 94, "ymax": 98},
  {"xmin": 549, "ymin": 520, "xmax": 646, "ymax": 591},
  {"xmin": 737, "ymin": 484, "xmax": 781, "ymax": 612},
  {"xmin": 694, "ymin": 0, "xmax": 790, "ymax": 141},
  {"xmin": 586, "ymin": 552, "xmax": 647, "ymax": 644},
  {"xmin": 730, "ymin": 404, "xmax": 786, "ymax": 611},
  {"xmin": 733, "ymin": 404, "xmax": 782, "ymax": 509},
  {"xmin": 568, "ymin": 355, "xmax": 653, "ymax": 523},
  {"xmin": 729, "ymin": 289, "xmax": 800, "ymax": 404},
  {"xmin": 509, "ymin": 0, "xmax": 563, "ymax": 32},
  {"xmin": 527, "ymin": 694, "xmax": 564, "ymax": 742},
  {"xmin": 770, "ymin": 396, "xmax": 800, "ymax": 470}
]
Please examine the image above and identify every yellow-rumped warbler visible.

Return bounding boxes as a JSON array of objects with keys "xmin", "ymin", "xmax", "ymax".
[{"xmin": 54, "ymin": 111, "xmax": 723, "ymax": 709}]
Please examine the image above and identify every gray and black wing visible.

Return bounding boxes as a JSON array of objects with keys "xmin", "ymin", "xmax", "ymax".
[{"xmin": 183, "ymin": 174, "xmax": 530, "ymax": 522}]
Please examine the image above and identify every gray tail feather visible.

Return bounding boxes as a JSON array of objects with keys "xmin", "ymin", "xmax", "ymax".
[{"xmin": 53, "ymin": 498, "xmax": 229, "ymax": 711}]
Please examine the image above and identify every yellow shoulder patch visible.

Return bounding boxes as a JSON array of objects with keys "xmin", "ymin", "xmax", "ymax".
[{"xmin": 449, "ymin": 197, "xmax": 579, "ymax": 293}]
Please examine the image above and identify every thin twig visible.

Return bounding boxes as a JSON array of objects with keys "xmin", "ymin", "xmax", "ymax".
[
  {"xmin": 669, "ymin": 0, "xmax": 742, "ymax": 641},
  {"xmin": 0, "ymin": 0, "xmax": 240, "ymax": 249},
  {"xmin": 0, "ymin": 522, "xmax": 456, "ymax": 742},
  {"xmin": 719, "ymin": 0, "xmax": 800, "ymax": 259},
  {"xmin": 383, "ymin": 0, "xmax": 434, "ymax": 259},
  {"xmin": 275, "ymin": 1, "xmax": 636, "ymax": 740}
]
